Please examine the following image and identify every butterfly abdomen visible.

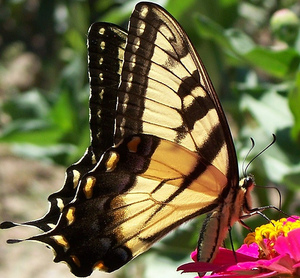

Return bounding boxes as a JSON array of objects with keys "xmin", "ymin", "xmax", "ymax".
[{"xmin": 197, "ymin": 176, "xmax": 255, "ymax": 262}]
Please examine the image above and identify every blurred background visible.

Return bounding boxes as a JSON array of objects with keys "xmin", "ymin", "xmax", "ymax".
[{"xmin": 1, "ymin": 0, "xmax": 300, "ymax": 277}]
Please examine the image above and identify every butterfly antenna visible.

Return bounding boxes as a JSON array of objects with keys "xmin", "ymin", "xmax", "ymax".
[
  {"xmin": 242, "ymin": 137, "xmax": 255, "ymax": 177},
  {"xmin": 244, "ymin": 134, "xmax": 276, "ymax": 176}
]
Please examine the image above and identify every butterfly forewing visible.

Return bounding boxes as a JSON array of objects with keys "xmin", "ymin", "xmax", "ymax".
[{"xmin": 116, "ymin": 3, "xmax": 237, "ymax": 182}]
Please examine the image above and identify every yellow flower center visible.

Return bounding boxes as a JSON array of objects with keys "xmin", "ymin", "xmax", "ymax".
[{"xmin": 244, "ymin": 217, "xmax": 300, "ymax": 259}]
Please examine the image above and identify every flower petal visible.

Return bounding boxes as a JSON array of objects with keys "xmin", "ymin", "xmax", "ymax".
[
  {"xmin": 256, "ymin": 254, "xmax": 294, "ymax": 274},
  {"xmin": 236, "ymin": 243, "xmax": 260, "ymax": 258},
  {"xmin": 177, "ymin": 261, "xmax": 219, "ymax": 273},
  {"xmin": 285, "ymin": 216, "xmax": 300, "ymax": 223},
  {"xmin": 275, "ymin": 228, "xmax": 300, "ymax": 261}
]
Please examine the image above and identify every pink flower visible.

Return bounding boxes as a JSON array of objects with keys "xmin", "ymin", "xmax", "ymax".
[{"xmin": 178, "ymin": 216, "xmax": 300, "ymax": 277}]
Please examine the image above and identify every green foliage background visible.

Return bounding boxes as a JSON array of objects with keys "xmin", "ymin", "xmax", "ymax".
[{"xmin": 1, "ymin": 0, "xmax": 300, "ymax": 277}]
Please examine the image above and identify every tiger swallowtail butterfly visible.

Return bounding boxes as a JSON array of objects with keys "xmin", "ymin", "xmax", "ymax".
[{"xmin": 1, "ymin": 2, "xmax": 255, "ymax": 277}]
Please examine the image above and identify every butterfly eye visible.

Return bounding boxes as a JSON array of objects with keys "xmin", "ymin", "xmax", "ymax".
[{"xmin": 243, "ymin": 175, "xmax": 255, "ymax": 189}]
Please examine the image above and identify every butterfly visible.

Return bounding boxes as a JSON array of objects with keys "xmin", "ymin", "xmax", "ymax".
[{"xmin": 1, "ymin": 2, "xmax": 256, "ymax": 277}]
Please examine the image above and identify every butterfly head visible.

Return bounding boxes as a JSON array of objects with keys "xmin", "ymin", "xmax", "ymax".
[
  {"xmin": 239, "ymin": 175, "xmax": 255, "ymax": 193},
  {"xmin": 238, "ymin": 174, "xmax": 255, "ymax": 215}
]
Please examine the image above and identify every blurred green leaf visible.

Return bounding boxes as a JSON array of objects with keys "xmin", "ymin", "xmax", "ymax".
[
  {"xmin": 12, "ymin": 143, "xmax": 76, "ymax": 162},
  {"xmin": 240, "ymin": 90, "xmax": 293, "ymax": 134},
  {"xmin": 195, "ymin": 14, "xmax": 300, "ymax": 78},
  {"xmin": 166, "ymin": 0, "xmax": 196, "ymax": 18},
  {"xmin": 225, "ymin": 29, "xmax": 255, "ymax": 54},
  {"xmin": 283, "ymin": 169, "xmax": 300, "ymax": 190},
  {"xmin": 0, "ymin": 123, "xmax": 63, "ymax": 145},
  {"xmin": 244, "ymin": 47, "xmax": 300, "ymax": 78},
  {"xmin": 289, "ymin": 71, "xmax": 300, "ymax": 141},
  {"xmin": 49, "ymin": 90, "xmax": 76, "ymax": 133},
  {"xmin": 2, "ymin": 90, "xmax": 50, "ymax": 120},
  {"xmin": 65, "ymin": 29, "xmax": 86, "ymax": 53},
  {"xmin": 195, "ymin": 14, "xmax": 230, "ymax": 49}
]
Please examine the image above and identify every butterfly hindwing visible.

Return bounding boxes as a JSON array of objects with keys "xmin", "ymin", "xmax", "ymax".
[
  {"xmin": 27, "ymin": 132, "xmax": 229, "ymax": 275},
  {"xmin": 88, "ymin": 22, "xmax": 127, "ymax": 156}
]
